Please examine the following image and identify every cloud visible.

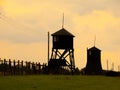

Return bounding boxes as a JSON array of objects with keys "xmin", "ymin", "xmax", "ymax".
[
  {"xmin": 72, "ymin": 10, "xmax": 120, "ymax": 48},
  {"xmin": 0, "ymin": 0, "xmax": 76, "ymax": 43},
  {"xmin": 0, "ymin": 21, "xmax": 48, "ymax": 43},
  {"xmin": 0, "ymin": 0, "xmax": 4, "ymax": 5},
  {"xmin": 1, "ymin": 0, "xmax": 120, "ymax": 49},
  {"xmin": 70, "ymin": 0, "xmax": 120, "ymax": 17},
  {"xmin": 0, "ymin": 40, "xmax": 48, "ymax": 63}
]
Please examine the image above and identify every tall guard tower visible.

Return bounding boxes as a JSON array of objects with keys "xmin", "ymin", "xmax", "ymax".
[{"xmin": 48, "ymin": 28, "xmax": 75, "ymax": 74}]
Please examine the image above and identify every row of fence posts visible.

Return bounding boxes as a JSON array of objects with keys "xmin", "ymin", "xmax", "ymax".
[{"xmin": 0, "ymin": 58, "xmax": 47, "ymax": 76}]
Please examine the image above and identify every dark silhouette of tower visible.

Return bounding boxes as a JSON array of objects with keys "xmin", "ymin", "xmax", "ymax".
[
  {"xmin": 85, "ymin": 46, "xmax": 102, "ymax": 75},
  {"xmin": 48, "ymin": 28, "xmax": 75, "ymax": 74}
]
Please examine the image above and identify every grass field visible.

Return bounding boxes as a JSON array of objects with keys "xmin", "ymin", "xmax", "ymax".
[{"xmin": 0, "ymin": 75, "xmax": 120, "ymax": 90}]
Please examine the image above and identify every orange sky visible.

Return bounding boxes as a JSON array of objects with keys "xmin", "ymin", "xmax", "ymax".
[{"xmin": 0, "ymin": 0, "xmax": 120, "ymax": 71}]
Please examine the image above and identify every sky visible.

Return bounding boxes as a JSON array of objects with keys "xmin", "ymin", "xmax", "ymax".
[{"xmin": 0, "ymin": 0, "xmax": 120, "ymax": 71}]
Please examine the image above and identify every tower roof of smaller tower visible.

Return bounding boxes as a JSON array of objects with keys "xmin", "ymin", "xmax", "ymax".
[
  {"xmin": 88, "ymin": 46, "xmax": 101, "ymax": 51},
  {"xmin": 52, "ymin": 28, "xmax": 75, "ymax": 37}
]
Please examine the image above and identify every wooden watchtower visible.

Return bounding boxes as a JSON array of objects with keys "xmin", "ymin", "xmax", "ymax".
[
  {"xmin": 48, "ymin": 28, "xmax": 75, "ymax": 74},
  {"xmin": 85, "ymin": 46, "xmax": 102, "ymax": 75}
]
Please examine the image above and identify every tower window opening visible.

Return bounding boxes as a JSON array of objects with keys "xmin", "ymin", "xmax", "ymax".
[
  {"xmin": 89, "ymin": 51, "xmax": 92, "ymax": 55},
  {"xmin": 54, "ymin": 36, "xmax": 59, "ymax": 42}
]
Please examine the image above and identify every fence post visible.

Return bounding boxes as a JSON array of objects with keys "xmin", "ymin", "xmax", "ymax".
[
  {"xmin": 26, "ymin": 61, "xmax": 31, "ymax": 74},
  {"xmin": 35, "ymin": 62, "xmax": 38, "ymax": 74},
  {"xmin": 0, "ymin": 58, "xmax": 3, "ymax": 63},
  {"xmin": 32, "ymin": 62, "xmax": 34, "ymax": 74},
  {"xmin": 3, "ymin": 59, "xmax": 7, "ymax": 76},
  {"xmin": 9, "ymin": 59, "xmax": 12, "ymax": 75},
  {"xmin": 13, "ymin": 60, "xmax": 16, "ymax": 75},
  {"xmin": 29, "ymin": 62, "xmax": 31, "ymax": 74},
  {"xmin": 17, "ymin": 60, "xmax": 20, "ymax": 75},
  {"xmin": 0, "ymin": 58, "xmax": 3, "ymax": 74},
  {"xmin": 25, "ymin": 61, "xmax": 27, "ymax": 75},
  {"xmin": 38, "ymin": 63, "xmax": 41, "ymax": 74},
  {"xmin": 21, "ymin": 61, "xmax": 23, "ymax": 75}
]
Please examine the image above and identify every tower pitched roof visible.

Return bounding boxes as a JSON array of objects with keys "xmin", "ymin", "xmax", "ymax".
[
  {"xmin": 52, "ymin": 28, "xmax": 75, "ymax": 37},
  {"xmin": 88, "ymin": 46, "xmax": 101, "ymax": 51}
]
